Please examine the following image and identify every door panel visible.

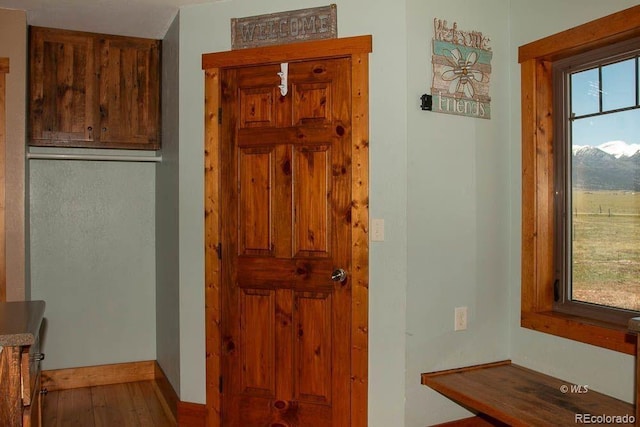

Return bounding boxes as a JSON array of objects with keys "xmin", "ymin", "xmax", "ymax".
[
  {"xmin": 295, "ymin": 291, "xmax": 332, "ymax": 404},
  {"xmin": 240, "ymin": 88, "xmax": 276, "ymax": 128},
  {"xmin": 221, "ymin": 57, "xmax": 352, "ymax": 427},
  {"xmin": 240, "ymin": 289, "xmax": 275, "ymax": 396},
  {"xmin": 238, "ymin": 147, "xmax": 274, "ymax": 256},
  {"xmin": 293, "ymin": 83, "xmax": 331, "ymax": 125},
  {"xmin": 293, "ymin": 145, "xmax": 330, "ymax": 256}
]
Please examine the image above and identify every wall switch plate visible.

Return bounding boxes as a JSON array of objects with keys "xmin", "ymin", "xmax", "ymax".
[
  {"xmin": 371, "ymin": 218, "xmax": 384, "ymax": 241},
  {"xmin": 454, "ymin": 306, "xmax": 467, "ymax": 331}
]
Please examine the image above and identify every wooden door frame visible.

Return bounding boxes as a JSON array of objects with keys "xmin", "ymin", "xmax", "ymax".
[
  {"xmin": 202, "ymin": 35, "xmax": 371, "ymax": 427},
  {"xmin": 0, "ymin": 58, "xmax": 8, "ymax": 303}
]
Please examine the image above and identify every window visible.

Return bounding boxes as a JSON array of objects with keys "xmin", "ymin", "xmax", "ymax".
[
  {"xmin": 519, "ymin": 5, "xmax": 640, "ymax": 354},
  {"xmin": 553, "ymin": 39, "xmax": 640, "ymax": 324}
]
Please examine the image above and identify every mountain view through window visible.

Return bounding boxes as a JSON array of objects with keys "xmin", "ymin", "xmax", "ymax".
[{"xmin": 569, "ymin": 57, "xmax": 640, "ymax": 312}]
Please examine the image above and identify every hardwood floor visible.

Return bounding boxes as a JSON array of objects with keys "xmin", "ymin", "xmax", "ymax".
[{"xmin": 42, "ymin": 380, "xmax": 176, "ymax": 426}]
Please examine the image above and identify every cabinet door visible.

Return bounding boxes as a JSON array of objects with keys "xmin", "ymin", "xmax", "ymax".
[
  {"xmin": 98, "ymin": 37, "xmax": 160, "ymax": 149},
  {"xmin": 29, "ymin": 28, "xmax": 96, "ymax": 145}
]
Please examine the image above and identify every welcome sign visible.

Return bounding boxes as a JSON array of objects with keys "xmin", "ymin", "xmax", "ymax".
[
  {"xmin": 231, "ymin": 5, "xmax": 337, "ymax": 49},
  {"xmin": 431, "ymin": 18, "xmax": 492, "ymax": 119}
]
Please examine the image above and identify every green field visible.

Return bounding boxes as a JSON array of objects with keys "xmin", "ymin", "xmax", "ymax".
[{"xmin": 572, "ymin": 190, "xmax": 640, "ymax": 311}]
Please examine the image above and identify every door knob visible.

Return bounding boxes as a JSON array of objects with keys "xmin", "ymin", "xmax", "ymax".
[{"xmin": 331, "ymin": 268, "xmax": 347, "ymax": 283}]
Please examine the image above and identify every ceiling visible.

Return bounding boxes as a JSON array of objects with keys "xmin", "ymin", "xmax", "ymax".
[{"xmin": 0, "ymin": 0, "xmax": 223, "ymax": 39}]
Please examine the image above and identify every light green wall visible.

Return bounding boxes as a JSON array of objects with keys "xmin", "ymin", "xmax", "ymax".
[
  {"xmin": 405, "ymin": 1, "xmax": 510, "ymax": 425},
  {"xmin": 29, "ymin": 153, "xmax": 157, "ymax": 369},
  {"xmin": 156, "ymin": 12, "xmax": 181, "ymax": 393}
]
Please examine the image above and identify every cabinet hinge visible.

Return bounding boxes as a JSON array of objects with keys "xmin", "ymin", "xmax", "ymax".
[
  {"xmin": 218, "ymin": 107, "xmax": 222, "ymax": 125},
  {"xmin": 219, "ymin": 375, "xmax": 223, "ymax": 393},
  {"xmin": 216, "ymin": 242, "xmax": 222, "ymax": 260}
]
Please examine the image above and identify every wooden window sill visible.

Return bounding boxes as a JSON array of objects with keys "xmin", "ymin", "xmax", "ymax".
[
  {"xmin": 422, "ymin": 361, "xmax": 635, "ymax": 427},
  {"xmin": 521, "ymin": 311, "xmax": 636, "ymax": 355}
]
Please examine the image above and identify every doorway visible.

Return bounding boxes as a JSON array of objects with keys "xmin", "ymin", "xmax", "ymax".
[{"xmin": 203, "ymin": 36, "xmax": 371, "ymax": 427}]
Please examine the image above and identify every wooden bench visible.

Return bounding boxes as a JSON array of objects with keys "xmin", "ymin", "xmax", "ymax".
[{"xmin": 422, "ymin": 360, "xmax": 634, "ymax": 426}]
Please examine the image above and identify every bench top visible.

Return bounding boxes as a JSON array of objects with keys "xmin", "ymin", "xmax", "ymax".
[
  {"xmin": 0, "ymin": 300, "xmax": 45, "ymax": 347},
  {"xmin": 422, "ymin": 360, "xmax": 634, "ymax": 427}
]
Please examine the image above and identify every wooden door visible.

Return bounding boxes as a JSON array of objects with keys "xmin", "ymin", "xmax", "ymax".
[
  {"xmin": 220, "ymin": 57, "xmax": 352, "ymax": 427},
  {"xmin": 29, "ymin": 27, "xmax": 96, "ymax": 145},
  {"xmin": 98, "ymin": 37, "xmax": 160, "ymax": 149}
]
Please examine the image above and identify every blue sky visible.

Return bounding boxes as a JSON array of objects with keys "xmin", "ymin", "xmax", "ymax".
[
  {"xmin": 573, "ymin": 109, "xmax": 640, "ymax": 146},
  {"xmin": 571, "ymin": 58, "xmax": 640, "ymax": 146}
]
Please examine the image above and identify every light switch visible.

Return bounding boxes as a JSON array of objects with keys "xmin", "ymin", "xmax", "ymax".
[{"xmin": 371, "ymin": 218, "xmax": 384, "ymax": 241}]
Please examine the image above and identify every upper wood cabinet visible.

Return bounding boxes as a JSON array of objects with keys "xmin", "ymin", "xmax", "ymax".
[
  {"xmin": 28, "ymin": 27, "xmax": 160, "ymax": 150},
  {"xmin": 29, "ymin": 28, "xmax": 96, "ymax": 146},
  {"xmin": 97, "ymin": 37, "xmax": 160, "ymax": 147}
]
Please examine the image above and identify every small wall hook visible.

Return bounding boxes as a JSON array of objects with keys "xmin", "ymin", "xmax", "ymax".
[
  {"xmin": 278, "ymin": 63, "xmax": 288, "ymax": 96},
  {"xmin": 420, "ymin": 94, "xmax": 433, "ymax": 111}
]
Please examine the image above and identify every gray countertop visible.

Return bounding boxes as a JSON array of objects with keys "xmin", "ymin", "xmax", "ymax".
[{"xmin": 0, "ymin": 300, "xmax": 45, "ymax": 346}]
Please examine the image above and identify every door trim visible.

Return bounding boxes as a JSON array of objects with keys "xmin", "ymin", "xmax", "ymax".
[
  {"xmin": 0, "ymin": 58, "xmax": 7, "ymax": 302},
  {"xmin": 203, "ymin": 35, "xmax": 371, "ymax": 427}
]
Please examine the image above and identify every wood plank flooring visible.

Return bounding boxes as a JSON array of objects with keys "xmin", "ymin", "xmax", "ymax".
[{"xmin": 42, "ymin": 381, "xmax": 176, "ymax": 426}]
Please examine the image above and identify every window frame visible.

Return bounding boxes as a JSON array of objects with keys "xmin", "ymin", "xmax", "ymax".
[
  {"xmin": 553, "ymin": 39, "xmax": 640, "ymax": 326},
  {"xmin": 519, "ymin": 5, "xmax": 640, "ymax": 355}
]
